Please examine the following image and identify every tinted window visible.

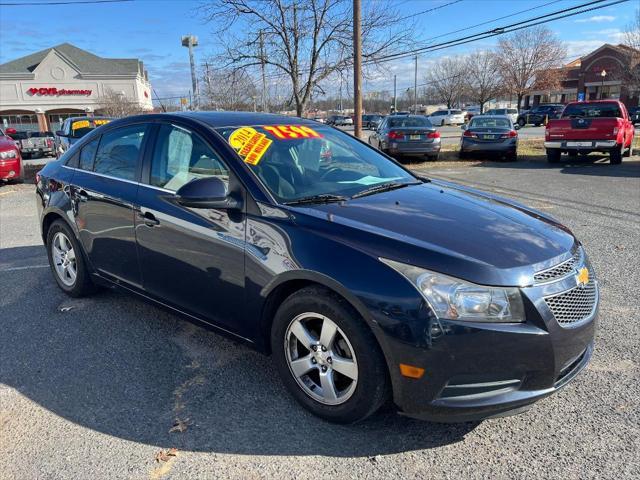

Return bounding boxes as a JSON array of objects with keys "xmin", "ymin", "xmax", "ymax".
[
  {"xmin": 561, "ymin": 102, "xmax": 622, "ymax": 118},
  {"xmin": 450, "ymin": 110, "xmax": 462, "ymax": 114},
  {"xmin": 79, "ymin": 138, "xmax": 98, "ymax": 170},
  {"xmin": 388, "ymin": 117, "xmax": 432, "ymax": 128},
  {"xmin": 93, "ymin": 125, "xmax": 146, "ymax": 181},
  {"xmin": 65, "ymin": 151, "xmax": 80, "ymax": 168},
  {"xmin": 507, "ymin": 109, "xmax": 518, "ymax": 114},
  {"xmin": 150, "ymin": 124, "xmax": 229, "ymax": 192},
  {"xmin": 470, "ymin": 117, "xmax": 511, "ymax": 128},
  {"xmin": 430, "ymin": 111, "xmax": 444, "ymax": 116}
]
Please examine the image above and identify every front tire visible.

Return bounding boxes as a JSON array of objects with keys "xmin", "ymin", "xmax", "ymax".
[
  {"xmin": 271, "ymin": 286, "xmax": 390, "ymax": 424},
  {"xmin": 518, "ymin": 118, "xmax": 526, "ymax": 128},
  {"xmin": 46, "ymin": 219, "xmax": 96, "ymax": 297}
]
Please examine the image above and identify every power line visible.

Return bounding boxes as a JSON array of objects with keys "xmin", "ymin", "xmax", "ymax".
[
  {"xmin": 396, "ymin": 0, "xmax": 464, "ymax": 23},
  {"xmin": 0, "ymin": 0, "xmax": 132, "ymax": 5}
]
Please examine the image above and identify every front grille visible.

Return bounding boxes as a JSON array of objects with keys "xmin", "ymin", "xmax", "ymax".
[
  {"xmin": 534, "ymin": 249, "xmax": 582, "ymax": 284},
  {"xmin": 544, "ymin": 279, "xmax": 597, "ymax": 325}
]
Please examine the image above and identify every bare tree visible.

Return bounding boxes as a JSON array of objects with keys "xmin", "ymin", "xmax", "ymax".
[
  {"xmin": 199, "ymin": 0, "xmax": 410, "ymax": 116},
  {"xmin": 425, "ymin": 56, "xmax": 467, "ymax": 108},
  {"xmin": 201, "ymin": 68, "xmax": 258, "ymax": 110},
  {"xmin": 494, "ymin": 26, "xmax": 566, "ymax": 110},
  {"xmin": 98, "ymin": 89, "xmax": 146, "ymax": 118},
  {"xmin": 622, "ymin": 8, "xmax": 640, "ymax": 98},
  {"xmin": 464, "ymin": 50, "xmax": 502, "ymax": 113}
]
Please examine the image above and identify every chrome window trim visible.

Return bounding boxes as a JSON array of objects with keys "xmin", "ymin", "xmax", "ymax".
[{"xmin": 62, "ymin": 165, "xmax": 173, "ymax": 192}]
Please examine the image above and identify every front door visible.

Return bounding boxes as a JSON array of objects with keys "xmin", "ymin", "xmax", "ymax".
[
  {"xmin": 71, "ymin": 124, "xmax": 148, "ymax": 287},
  {"xmin": 135, "ymin": 122, "xmax": 247, "ymax": 334}
]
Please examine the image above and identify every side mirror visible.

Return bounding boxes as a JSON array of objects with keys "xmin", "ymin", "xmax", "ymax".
[
  {"xmin": 460, "ymin": 124, "xmax": 467, "ymax": 130},
  {"xmin": 175, "ymin": 176, "xmax": 242, "ymax": 210},
  {"xmin": 56, "ymin": 130, "xmax": 67, "ymax": 137}
]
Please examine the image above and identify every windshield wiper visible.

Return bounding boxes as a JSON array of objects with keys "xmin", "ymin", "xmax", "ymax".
[
  {"xmin": 351, "ymin": 181, "xmax": 419, "ymax": 199},
  {"xmin": 283, "ymin": 194, "xmax": 347, "ymax": 206}
]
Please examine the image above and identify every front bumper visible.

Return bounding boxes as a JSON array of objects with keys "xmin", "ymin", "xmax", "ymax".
[
  {"xmin": 0, "ymin": 158, "xmax": 21, "ymax": 179},
  {"xmin": 544, "ymin": 140, "xmax": 616, "ymax": 150},
  {"xmin": 374, "ymin": 257, "xmax": 598, "ymax": 423}
]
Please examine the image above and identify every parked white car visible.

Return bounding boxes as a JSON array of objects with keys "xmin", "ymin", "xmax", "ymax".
[
  {"xmin": 427, "ymin": 109, "xmax": 465, "ymax": 126},
  {"xmin": 484, "ymin": 108, "xmax": 519, "ymax": 124}
]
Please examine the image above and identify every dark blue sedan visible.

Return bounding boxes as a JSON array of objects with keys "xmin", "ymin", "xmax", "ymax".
[{"xmin": 36, "ymin": 112, "xmax": 597, "ymax": 423}]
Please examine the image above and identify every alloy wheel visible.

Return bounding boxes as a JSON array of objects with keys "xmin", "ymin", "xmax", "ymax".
[
  {"xmin": 51, "ymin": 232, "xmax": 77, "ymax": 287},
  {"xmin": 284, "ymin": 312, "xmax": 358, "ymax": 405}
]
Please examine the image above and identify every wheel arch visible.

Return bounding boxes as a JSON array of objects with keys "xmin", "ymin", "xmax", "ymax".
[{"xmin": 257, "ymin": 270, "xmax": 376, "ymax": 355}]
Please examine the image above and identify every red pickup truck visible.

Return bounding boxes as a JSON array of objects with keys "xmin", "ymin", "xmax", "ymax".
[{"xmin": 544, "ymin": 100, "xmax": 635, "ymax": 164}]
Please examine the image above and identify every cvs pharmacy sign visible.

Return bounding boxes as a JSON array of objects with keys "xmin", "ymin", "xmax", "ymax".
[{"xmin": 28, "ymin": 87, "xmax": 92, "ymax": 96}]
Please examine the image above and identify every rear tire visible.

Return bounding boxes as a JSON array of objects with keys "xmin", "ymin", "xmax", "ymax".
[
  {"xmin": 506, "ymin": 151, "xmax": 517, "ymax": 162},
  {"xmin": 610, "ymin": 145, "xmax": 623, "ymax": 164},
  {"xmin": 518, "ymin": 118, "xmax": 526, "ymax": 128},
  {"xmin": 271, "ymin": 286, "xmax": 390, "ymax": 424},
  {"xmin": 46, "ymin": 219, "xmax": 96, "ymax": 297},
  {"xmin": 458, "ymin": 150, "xmax": 468, "ymax": 159},
  {"xmin": 546, "ymin": 149, "xmax": 561, "ymax": 163}
]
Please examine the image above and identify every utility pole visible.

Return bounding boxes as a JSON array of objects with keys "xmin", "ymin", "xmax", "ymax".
[
  {"xmin": 181, "ymin": 35, "xmax": 199, "ymax": 110},
  {"xmin": 413, "ymin": 56, "xmax": 418, "ymax": 114},
  {"xmin": 353, "ymin": 0, "xmax": 363, "ymax": 137},
  {"xmin": 339, "ymin": 77, "xmax": 343, "ymax": 112},
  {"xmin": 259, "ymin": 30, "xmax": 267, "ymax": 112},
  {"xmin": 393, "ymin": 74, "xmax": 397, "ymax": 113}
]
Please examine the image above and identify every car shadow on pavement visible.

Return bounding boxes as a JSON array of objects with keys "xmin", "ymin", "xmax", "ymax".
[{"xmin": 0, "ymin": 245, "xmax": 477, "ymax": 458}]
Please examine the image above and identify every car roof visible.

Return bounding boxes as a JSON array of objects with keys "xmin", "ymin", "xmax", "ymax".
[
  {"xmin": 472, "ymin": 115, "xmax": 512, "ymax": 120},
  {"xmin": 174, "ymin": 111, "xmax": 320, "ymax": 127}
]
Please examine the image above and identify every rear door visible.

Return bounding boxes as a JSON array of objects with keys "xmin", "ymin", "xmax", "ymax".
[
  {"xmin": 70, "ymin": 123, "xmax": 149, "ymax": 287},
  {"xmin": 135, "ymin": 121, "xmax": 247, "ymax": 332}
]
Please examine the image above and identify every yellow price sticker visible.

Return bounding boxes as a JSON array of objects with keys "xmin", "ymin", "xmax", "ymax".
[{"xmin": 229, "ymin": 127, "xmax": 272, "ymax": 166}]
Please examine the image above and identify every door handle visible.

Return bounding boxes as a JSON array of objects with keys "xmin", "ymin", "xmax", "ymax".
[{"xmin": 139, "ymin": 211, "xmax": 160, "ymax": 227}]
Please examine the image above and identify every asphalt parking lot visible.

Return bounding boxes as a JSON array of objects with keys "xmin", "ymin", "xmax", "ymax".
[{"xmin": 1, "ymin": 157, "xmax": 639, "ymax": 479}]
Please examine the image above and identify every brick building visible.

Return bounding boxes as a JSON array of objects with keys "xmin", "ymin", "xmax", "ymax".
[{"xmin": 522, "ymin": 43, "xmax": 640, "ymax": 110}]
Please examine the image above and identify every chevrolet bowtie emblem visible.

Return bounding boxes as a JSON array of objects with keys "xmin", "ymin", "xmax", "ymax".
[{"xmin": 576, "ymin": 267, "xmax": 589, "ymax": 287}]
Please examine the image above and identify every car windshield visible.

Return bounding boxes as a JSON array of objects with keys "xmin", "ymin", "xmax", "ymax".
[
  {"xmin": 388, "ymin": 117, "xmax": 432, "ymax": 128},
  {"xmin": 470, "ymin": 117, "xmax": 511, "ymax": 128},
  {"xmin": 561, "ymin": 103, "xmax": 622, "ymax": 118},
  {"xmin": 215, "ymin": 124, "xmax": 418, "ymax": 203}
]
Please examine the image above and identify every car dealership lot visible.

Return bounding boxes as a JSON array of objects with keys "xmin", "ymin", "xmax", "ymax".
[{"xmin": 1, "ymin": 159, "xmax": 639, "ymax": 479}]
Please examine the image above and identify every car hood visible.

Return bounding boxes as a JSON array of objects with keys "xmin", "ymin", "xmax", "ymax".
[{"xmin": 288, "ymin": 181, "xmax": 577, "ymax": 286}]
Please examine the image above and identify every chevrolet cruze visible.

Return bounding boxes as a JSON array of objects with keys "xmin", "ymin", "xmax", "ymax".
[{"xmin": 36, "ymin": 112, "xmax": 598, "ymax": 423}]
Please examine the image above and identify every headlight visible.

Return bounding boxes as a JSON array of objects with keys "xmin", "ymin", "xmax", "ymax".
[
  {"xmin": 381, "ymin": 258, "xmax": 525, "ymax": 323},
  {"xmin": 0, "ymin": 149, "xmax": 18, "ymax": 160}
]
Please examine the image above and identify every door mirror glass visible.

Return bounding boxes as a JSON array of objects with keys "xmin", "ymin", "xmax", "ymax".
[
  {"xmin": 460, "ymin": 124, "xmax": 467, "ymax": 130},
  {"xmin": 56, "ymin": 130, "xmax": 67, "ymax": 137},
  {"xmin": 176, "ymin": 176, "xmax": 241, "ymax": 210}
]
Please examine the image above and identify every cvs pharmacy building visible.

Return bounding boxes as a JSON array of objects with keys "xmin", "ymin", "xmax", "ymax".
[{"xmin": 0, "ymin": 43, "xmax": 152, "ymax": 132}]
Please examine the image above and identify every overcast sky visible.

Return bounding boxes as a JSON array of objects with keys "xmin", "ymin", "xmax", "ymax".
[{"xmin": 0, "ymin": 0, "xmax": 634, "ymax": 101}]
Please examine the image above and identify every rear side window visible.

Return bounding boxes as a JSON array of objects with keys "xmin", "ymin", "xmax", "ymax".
[
  {"xmin": 94, "ymin": 125, "xmax": 146, "ymax": 181},
  {"xmin": 388, "ymin": 117, "xmax": 432, "ymax": 128},
  {"xmin": 450, "ymin": 110, "xmax": 462, "ymax": 114},
  {"xmin": 507, "ymin": 109, "xmax": 518, "ymax": 114},
  {"xmin": 79, "ymin": 138, "xmax": 98, "ymax": 171},
  {"xmin": 149, "ymin": 124, "xmax": 229, "ymax": 192}
]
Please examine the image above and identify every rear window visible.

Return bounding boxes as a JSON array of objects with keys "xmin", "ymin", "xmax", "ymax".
[
  {"xmin": 507, "ymin": 109, "xmax": 518, "ymax": 114},
  {"xmin": 562, "ymin": 103, "xmax": 622, "ymax": 118},
  {"xmin": 470, "ymin": 117, "xmax": 511, "ymax": 128},
  {"xmin": 388, "ymin": 117, "xmax": 432, "ymax": 128},
  {"xmin": 450, "ymin": 110, "xmax": 462, "ymax": 114}
]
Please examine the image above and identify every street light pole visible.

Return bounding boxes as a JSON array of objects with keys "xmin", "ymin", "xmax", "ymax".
[
  {"xmin": 600, "ymin": 69, "xmax": 607, "ymax": 100},
  {"xmin": 181, "ymin": 35, "xmax": 199, "ymax": 110},
  {"xmin": 413, "ymin": 56, "xmax": 418, "ymax": 114},
  {"xmin": 353, "ymin": 0, "xmax": 363, "ymax": 137}
]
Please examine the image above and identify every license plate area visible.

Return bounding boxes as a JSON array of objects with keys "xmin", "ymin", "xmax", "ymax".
[
  {"xmin": 409, "ymin": 135, "xmax": 421, "ymax": 140},
  {"xmin": 483, "ymin": 134, "xmax": 496, "ymax": 140},
  {"xmin": 567, "ymin": 141, "xmax": 593, "ymax": 147}
]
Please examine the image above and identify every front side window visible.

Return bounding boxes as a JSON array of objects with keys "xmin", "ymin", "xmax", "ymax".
[
  {"xmin": 150, "ymin": 124, "xmax": 229, "ymax": 192},
  {"xmin": 215, "ymin": 124, "xmax": 417, "ymax": 203},
  {"xmin": 93, "ymin": 124, "xmax": 146, "ymax": 181},
  {"xmin": 79, "ymin": 138, "xmax": 99, "ymax": 170}
]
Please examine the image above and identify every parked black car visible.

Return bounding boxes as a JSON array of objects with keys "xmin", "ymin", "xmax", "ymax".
[
  {"xmin": 516, "ymin": 104, "xmax": 564, "ymax": 127},
  {"xmin": 36, "ymin": 112, "xmax": 597, "ymax": 424},
  {"xmin": 368, "ymin": 114, "xmax": 441, "ymax": 161},
  {"xmin": 362, "ymin": 114, "xmax": 383, "ymax": 129},
  {"xmin": 629, "ymin": 106, "xmax": 640, "ymax": 126},
  {"xmin": 459, "ymin": 115, "xmax": 518, "ymax": 161}
]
